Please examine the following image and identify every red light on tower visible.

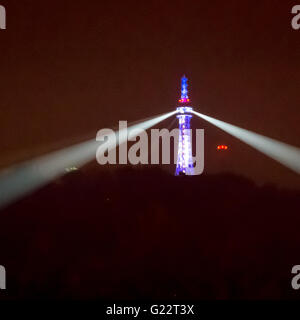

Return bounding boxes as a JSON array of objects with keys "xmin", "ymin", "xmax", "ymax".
[{"xmin": 217, "ymin": 145, "xmax": 229, "ymax": 150}]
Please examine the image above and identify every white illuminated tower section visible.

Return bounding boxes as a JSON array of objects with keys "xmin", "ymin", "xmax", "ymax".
[{"xmin": 175, "ymin": 76, "xmax": 194, "ymax": 176}]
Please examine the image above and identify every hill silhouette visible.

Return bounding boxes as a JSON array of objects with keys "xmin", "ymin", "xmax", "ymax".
[{"xmin": 0, "ymin": 166, "xmax": 299, "ymax": 299}]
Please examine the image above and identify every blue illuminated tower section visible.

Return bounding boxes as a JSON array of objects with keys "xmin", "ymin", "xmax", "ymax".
[{"xmin": 175, "ymin": 76, "xmax": 194, "ymax": 176}]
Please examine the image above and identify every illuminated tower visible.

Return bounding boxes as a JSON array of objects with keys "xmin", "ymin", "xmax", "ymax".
[{"xmin": 175, "ymin": 76, "xmax": 194, "ymax": 176}]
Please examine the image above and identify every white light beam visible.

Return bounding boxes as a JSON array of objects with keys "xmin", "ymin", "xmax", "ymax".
[{"xmin": 192, "ymin": 110, "xmax": 300, "ymax": 174}]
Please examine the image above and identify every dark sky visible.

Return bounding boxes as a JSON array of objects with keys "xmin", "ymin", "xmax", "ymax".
[{"xmin": 0, "ymin": 0, "xmax": 299, "ymax": 187}]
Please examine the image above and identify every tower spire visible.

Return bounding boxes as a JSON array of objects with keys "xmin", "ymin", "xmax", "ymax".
[{"xmin": 179, "ymin": 75, "xmax": 190, "ymax": 104}]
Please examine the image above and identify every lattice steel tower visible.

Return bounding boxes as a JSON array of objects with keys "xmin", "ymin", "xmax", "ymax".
[{"xmin": 175, "ymin": 76, "xmax": 194, "ymax": 176}]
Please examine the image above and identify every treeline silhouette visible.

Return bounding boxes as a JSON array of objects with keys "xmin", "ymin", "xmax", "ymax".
[{"xmin": 0, "ymin": 166, "xmax": 299, "ymax": 299}]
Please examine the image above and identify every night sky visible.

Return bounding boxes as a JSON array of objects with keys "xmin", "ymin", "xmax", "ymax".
[{"xmin": 0, "ymin": 0, "xmax": 299, "ymax": 188}]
